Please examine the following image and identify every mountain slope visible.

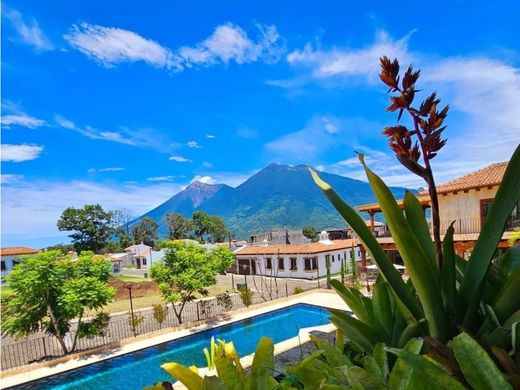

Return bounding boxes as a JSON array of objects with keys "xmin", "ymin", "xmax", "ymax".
[{"xmin": 138, "ymin": 164, "xmax": 411, "ymax": 239}]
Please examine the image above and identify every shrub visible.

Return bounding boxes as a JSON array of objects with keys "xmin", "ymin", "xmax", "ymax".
[
  {"xmin": 293, "ymin": 286, "xmax": 305, "ymax": 294},
  {"xmin": 152, "ymin": 304, "xmax": 167, "ymax": 325},
  {"xmin": 128, "ymin": 311, "xmax": 144, "ymax": 333},
  {"xmin": 238, "ymin": 287, "xmax": 253, "ymax": 307},
  {"xmin": 216, "ymin": 292, "xmax": 233, "ymax": 311}
]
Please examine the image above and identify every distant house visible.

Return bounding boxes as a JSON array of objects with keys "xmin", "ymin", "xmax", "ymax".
[
  {"xmin": 124, "ymin": 243, "xmax": 165, "ymax": 269},
  {"xmin": 250, "ymin": 228, "xmax": 311, "ymax": 245},
  {"xmin": 233, "ymin": 232, "xmax": 362, "ymax": 280},
  {"xmin": 356, "ymin": 161, "xmax": 518, "ymax": 257},
  {"xmin": 1, "ymin": 247, "xmax": 39, "ymax": 283}
]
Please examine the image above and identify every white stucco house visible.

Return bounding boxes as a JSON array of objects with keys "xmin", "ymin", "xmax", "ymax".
[
  {"xmin": 233, "ymin": 232, "xmax": 362, "ymax": 280},
  {"xmin": 1, "ymin": 247, "xmax": 39, "ymax": 283},
  {"xmin": 124, "ymin": 243, "xmax": 165, "ymax": 270}
]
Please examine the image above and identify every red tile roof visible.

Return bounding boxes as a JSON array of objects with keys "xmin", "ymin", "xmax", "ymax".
[
  {"xmin": 1, "ymin": 247, "xmax": 39, "ymax": 256},
  {"xmin": 235, "ymin": 239, "xmax": 358, "ymax": 256},
  {"xmin": 423, "ymin": 161, "xmax": 508, "ymax": 195}
]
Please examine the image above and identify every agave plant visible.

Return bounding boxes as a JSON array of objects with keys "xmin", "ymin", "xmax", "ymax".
[
  {"xmin": 308, "ymin": 57, "xmax": 520, "ymax": 385},
  {"xmin": 145, "ymin": 337, "xmax": 279, "ymax": 390}
]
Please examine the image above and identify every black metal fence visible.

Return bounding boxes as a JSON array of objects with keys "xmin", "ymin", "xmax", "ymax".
[{"xmin": 1, "ymin": 282, "xmax": 317, "ymax": 371}]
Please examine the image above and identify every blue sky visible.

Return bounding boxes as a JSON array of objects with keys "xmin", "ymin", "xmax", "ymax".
[{"xmin": 2, "ymin": 0, "xmax": 519, "ymax": 246}]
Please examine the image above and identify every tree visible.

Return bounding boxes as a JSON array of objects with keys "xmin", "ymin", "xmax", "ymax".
[
  {"xmin": 132, "ymin": 217, "xmax": 158, "ymax": 247},
  {"xmin": 57, "ymin": 204, "xmax": 114, "ymax": 253},
  {"xmin": 165, "ymin": 213, "xmax": 193, "ymax": 240},
  {"xmin": 1, "ymin": 251, "xmax": 114, "ymax": 354},
  {"xmin": 112, "ymin": 208, "xmax": 136, "ymax": 249},
  {"xmin": 150, "ymin": 242, "xmax": 234, "ymax": 324},
  {"xmin": 302, "ymin": 226, "xmax": 319, "ymax": 242},
  {"xmin": 192, "ymin": 211, "xmax": 228, "ymax": 243}
]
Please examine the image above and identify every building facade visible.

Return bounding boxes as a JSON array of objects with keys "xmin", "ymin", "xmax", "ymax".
[
  {"xmin": 1, "ymin": 247, "xmax": 39, "ymax": 283},
  {"xmin": 233, "ymin": 233, "xmax": 362, "ymax": 280}
]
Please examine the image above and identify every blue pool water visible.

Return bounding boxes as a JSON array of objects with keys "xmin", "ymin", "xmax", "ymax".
[{"xmin": 12, "ymin": 303, "xmax": 331, "ymax": 389}]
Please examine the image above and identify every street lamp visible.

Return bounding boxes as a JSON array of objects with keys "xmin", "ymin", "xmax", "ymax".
[{"xmin": 125, "ymin": 283, "xmax": 136, "ymax": 337}]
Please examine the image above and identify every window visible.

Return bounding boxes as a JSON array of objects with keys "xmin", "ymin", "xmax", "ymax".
[
  {"xmin": 142, "ymin": 257, "xmax": 147, "ymax": 265},
  {"xmin": 278, "ymin": 257, "xmax": 285, "ymax": 270},
  {"xmin": 480, "ymin": 198, "xmax": 494, "ymax": 226},
  {"xmin": 357, "ymin": 250, "xmax": 361, "ymax": 257},
  {"xmin": 332, "ymin": 255, "xmax": 335, "ymax": 262},
  {"xmin": 265, "ymin": 258, "xmax": 272, "ymax": 269},
  {"xmin": 1, "ymin": 261, "xmax": 5, "ymax": 271},
  {"xmin": 344, "ymin": 252, "xmax": 347, "ymax": 260},
  {"xmin": 290, "ymin": 258, "xmax": 297, "ymax": 271},
  {"xmin": 304, "ymin": 257, "xmax": 318, "ymax": 271}
]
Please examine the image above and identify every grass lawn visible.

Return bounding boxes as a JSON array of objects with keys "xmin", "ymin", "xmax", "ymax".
[
  {"xmin": 113, "ymin": 275, "xmax": 150, "ymax": 282},
  {"xmin": 102, "ymin": 284, "xmax": 233, "ymax": 314}
]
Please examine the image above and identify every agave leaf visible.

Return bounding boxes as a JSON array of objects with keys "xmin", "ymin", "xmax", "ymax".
[
  {"xmin": 329, "ymin": 309, "xmax": 383, "ymax": 352},
  {"xmin": 310, "ymin": 335, "xmax": 353, "ymax": 367},
  {"xmin": 202, "ymin": 376, "xmax": 227, "ymax": 390},
  {"xmin": 493, "ymin": 266, "xmax": 520, "ymax": 324},
  {"xmin": 358, "ymin": 154, "xmax": 448, "ymax": 341},
  {"xmin": 161, "ymin": 363, "xmax": 203, "ymax": 390},
  {"xmin": 460, "ymin": 145, "xmax": 520, "ymax": 327},
  {"xmin": 329, "ymin": 280, "xmax": 390, "ymax": 340},
  {"xmin": 403, "ymin": 191, "xmax": 436, "ymax": 274},
  {"xmin": 397, "ymin": 321, "xmax": 423, "ymax": 348},
  {"xmin": 372, "ymin": 278, "xmax": 395, "ymax": 335},
  {"xmin": 214, "ymin": 356, "xmax": 243, "ymax": 390},
  {"xmin": 491, "ymin": 346, "xmax": 520, "ymax": 375},
  {"xmin": 309, "ymin": 167, "xmax": 423, "ymax": 322},
  {"xmin": 452, "ymin": 332, "xmax": 512, "ymax": 390},
  {"xmin": 335, "ymin": 328, "xmax": 345, "ymax": 351},
  {"xmin": 504, "ymin": 308, "xmax": 520, "ymax": 328},
  {"xmin": 387, "ymin": 338, "xmax": 423, "ymax": 390},
  {"xmin": 386, "ymin": 346, "xmax": 466, "ymax": 389},
  {"xmin": 373, "ymin": 343, "xmax": 389, "ymax": 380},
  {"xmin": 347, "ymin": 366, "xmax": 385, "ymax": 388},
  {"xmin": 441, "ymin": 223, "xmax": 456, "ymax": 320},
  {"xmin": 250, "ymin": 337, "xmax": 274, "ymax": 377},
  {"xmin": 143, "ymin": 383, "xmax": 169, "ymax": 390}
]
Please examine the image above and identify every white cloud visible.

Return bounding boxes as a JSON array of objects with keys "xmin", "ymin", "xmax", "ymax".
[
  {"xmin": 169, "ymin": 155, "xmax": 192, "ymax": 162},
  {"xmin": 64, "ymin": 22, "xmax": 283, "ymax": 72},
  {"xmin": 1, "ymin": 114, "xmax": 46, "ymax": 129},
  {"xmin": 206, "ymin": 134, "xmax": 216, "ymax": 139},
  {"xmin": 147, "ymin": 176, "xmax": 176, "ymax": 182},
  {"xmin": 1, "ymin": 144, "xmax": 44, "ymax": 162},
  {"xmin": 64, "ymin": 23, "xmax": 180, "ymax": 69},
  {"xmin": 1, "ymin": 174, "xmax": 24, "ymax": 184},
  {"xmin": 265, "ymin": 115, "xmax": 343, "ymax": 161},
  {"xmin": 178, "ymin": 23, "xmax": 283, "ymax": 68},
  {"xmin": 55, "ymin": 115, "xmax": 173, "ymax": 152},
  {"xmin": 88, "ymin": 167, "xmax": 125, "ymax": 173},
  {"xmin": 187, "ymin": 140, "xmax": 201, "ymax": 149},
  {"xmin": 285, "ymin": 30, "xmax": 414, "ymax": 81},
  {"xmin": 202, "ymin": 161, "xmax": 213, "ymax": 168},
  {"xmin": 190, "ymin": 175, "xmax": 217, "ymax": 185},
  {"xmin": 2, "ymin": 6, "xmax": 54, "ymax": 52},
  {"xmin": 1, "ymin": 179, "xmax": 182, "ymax": 241}
]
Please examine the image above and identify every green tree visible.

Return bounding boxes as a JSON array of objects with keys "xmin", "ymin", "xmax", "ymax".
[
  {"xmin": 1, "ymin": 251, "xmax": 114, "ymax": 354},
  {"xmin": 112, "ymin": 208, "xmax": 136, "ymax": 249},
  {"xmin": 165, "ymin": 212, "xmax": 193, "ymax": 240},
  {"xmin": 192, "ymin": 211, "xmax": 228, "ymax": 243},
  {"xmin": 302, "ymin": 226, "xmax": 319, "ymax": 242},
  {"xmin": 132, "ymin": 217, "xmax": 158, "ymax": 247},
  {"xmin": 57, "ymin": 204, "xmax": 114, "ymax": 253},
  {"xmin": 150, "ymin": 242, "xmax": 234, "ymax": 324}
]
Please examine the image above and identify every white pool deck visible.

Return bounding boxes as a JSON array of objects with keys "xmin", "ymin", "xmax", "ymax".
[{"xmin": 1, "ymin": 290, "xmax": 348, "ymax": 389}]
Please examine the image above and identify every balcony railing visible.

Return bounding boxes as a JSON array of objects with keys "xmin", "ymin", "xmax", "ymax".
[{"xmin": 371, "ymin": 216, "xmax": 519, "ymax": 238}]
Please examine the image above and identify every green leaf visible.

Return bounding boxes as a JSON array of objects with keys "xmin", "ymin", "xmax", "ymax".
[
  {"xmin": 250, "ymin": 337, "xmax": 274, "ymax": 377},
  {"xmin": 460, "ymin": 145, "xmax": 520, "ymax": 327},
  {"xmin": 493, "ymin": 265, "xmax": 520, "ymax": 324},
  {"xmin": 161, "ymin": 363, "xmax": 203, "ymax": 390},
  {"xmin": 441, "ymin": 223, "xmax": 456, "ymax": 320},
  {"xmin": 202, "ymin": 376, "xmax": 228, "ymax": 390},
  {"xmin": 452, "ymin": 332, "xmax": 512, "ymax": 390},
  {"xmin": 386, "ymin": 346, "xmax": 465, "ymax": 389},
  {"xmin": 403, "ymin": 191, "xmax": 436, "ymax": 274},
  {"xmin": 214, "ymin": 356, "xmax": 243, "ymax": 390},
  {"xmin": 309, "ymin": 167, "xmax": 423, "ymax": 323},
  {"xmin": 358, "ymin": 155, "xmax": 448, "ymax": 341},
  {"xmin": 387, "ymin": 338, "xmax": 423, "ymax": 390},
  {"xmin": 372, "ymin": 278, "xmax": 394, "ymax": 336},
  {"xmin": 373, "ymin": 343, "xmax": 389, "ymax": 380},
  {"xmin": 329, "ymin": 309, "xmax": 381, "ymax": 352}
]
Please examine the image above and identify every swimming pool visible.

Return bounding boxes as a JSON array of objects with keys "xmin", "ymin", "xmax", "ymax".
[{"xmin": 11, "ymin": 303, "xmax": 332, "ymax": 389}]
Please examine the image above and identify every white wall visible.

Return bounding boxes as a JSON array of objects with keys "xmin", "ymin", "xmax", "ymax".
[
  {"xmin": 1, "ymin": 255, "xmax": 19, "ymax": 283},
  {"xmin": 237, "ymin": 247, "xmax": 362, "ymax": 280}
]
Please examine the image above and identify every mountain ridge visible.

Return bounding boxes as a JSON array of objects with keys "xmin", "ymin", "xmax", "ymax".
[{"xmin": 136, "ymin": 164, "xmax": 411, "ymax": 239}]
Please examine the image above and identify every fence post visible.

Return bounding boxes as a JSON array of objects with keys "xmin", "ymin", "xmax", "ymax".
[
  {"xmin": 196, "ymin": 301, "xmax": 201, "ymax": 321},
  {"xmin": 285, "ymin": 282, "xmax": 288, "ymax": 297},
  {"xmin": 42, "ymin": 337, "xmax": 47, "ymax": 358}
]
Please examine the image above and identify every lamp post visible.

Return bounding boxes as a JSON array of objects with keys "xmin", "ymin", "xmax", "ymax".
[{"xmin": 126, "ymin": 283, "xmax": 136, "ymax": 337}]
